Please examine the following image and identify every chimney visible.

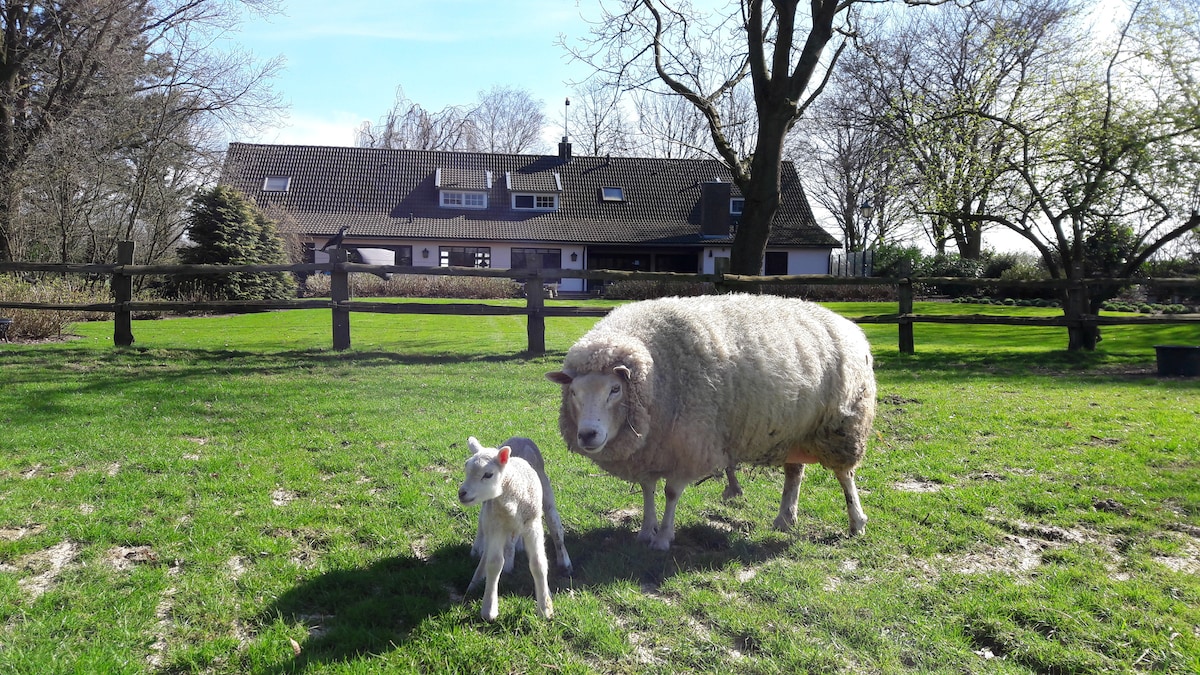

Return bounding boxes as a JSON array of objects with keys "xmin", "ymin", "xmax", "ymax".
[
  {"xmin": 558, "ymin": 136, "xmax": 572, "ymax": 161},
  {"xmin": 700, "ymin": 181, "xmax": 731, "ymax": 236}
]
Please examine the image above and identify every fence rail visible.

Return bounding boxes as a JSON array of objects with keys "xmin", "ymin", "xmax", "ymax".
[{"xmin": 2, "ymin": 244, "xmax": 1198, "ymax": 354}]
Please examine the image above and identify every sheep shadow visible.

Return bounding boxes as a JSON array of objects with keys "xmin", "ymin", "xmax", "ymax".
[{"xmin": 255, "ymin": 523, "xmax": 799, "ymax": 673}]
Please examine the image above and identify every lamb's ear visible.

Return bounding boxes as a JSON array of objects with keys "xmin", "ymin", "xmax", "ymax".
[
  {"xmin": 497, "ymin": 446, "xmax": 511, "ymax": 465},
  {"xmin": 613, "ymin": 365, "xmax": 633, "ymax": 381},
  {"xmin": 467, "ymin": 436, "xmax": 484, "ymax": 455},
  {"xmin": 546, "ymin": 371, "xmax": 573, "ymax": 385}
]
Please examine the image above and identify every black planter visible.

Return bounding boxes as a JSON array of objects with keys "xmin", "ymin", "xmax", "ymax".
[{"xmin": 1154, "ymin": 345, "xmax": 1200, "ymax": 377}]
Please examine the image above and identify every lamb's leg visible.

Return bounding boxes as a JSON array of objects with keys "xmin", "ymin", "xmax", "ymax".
[
  {"xmin": 650, "ymin": 477, "xmax": 689, "ymax": 551},
  {"xmin": 542, "ymin": 483, "xmax": 573, "ymax": 575},
  {"xmin": 636, "ymin": 479, "xmax": 659, "ymax": 543},
  {"xmin": 722, "ymin": 465, "xmax": 743, "ymax": 501},
  {"xmin": 470, "ymin": 518, "xmax": 484, "ymax": 559},
  {"xmin": 479, "ymin": 536, "xmax": 506, "ymax": 622},
  {"xmin": 523, "ymin": 523, "xmax": 554, "ymax": 618},
  {"xmin": 773, "ymin": 462, "xmax": 806, "ymax": 530},
  {"xmin": 835, "ymin": 468, "xmax": 868, "ymax": 536},
  {"xmin": 502, "ymin": 534, "xmax": 517, "ymax": 573}
]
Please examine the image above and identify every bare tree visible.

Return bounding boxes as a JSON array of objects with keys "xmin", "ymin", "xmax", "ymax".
[
  {"xmin": 566, "ymin": 0, "xmax": 945, "ymax": 274},
  {"xmin": 468, "ymin": 85, "xmax": 548, "ymax": 154},
  {"xmin": 0, "ymin": 0, "xmax": 281, "ymax": 263},
  {"xmin": 356, "ymin": 87, "xmax": 476, "ymax": 151},
  {"xmin": 568, "ymin": 80, "xmax": 635, "ymax": 156},
  {"xmin": 632, "ymin": 89, "xmax": 712, "ymax": 159}
]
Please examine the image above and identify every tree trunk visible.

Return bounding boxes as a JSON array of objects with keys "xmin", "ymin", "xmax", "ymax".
[{"xmin": 729, "ymin": 116, "xmax": 789, "ymax": 275}]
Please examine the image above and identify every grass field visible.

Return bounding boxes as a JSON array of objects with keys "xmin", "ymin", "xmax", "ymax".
[{"xmin": 0, "ymin": 301, "xmax": 1197, "ymax": 674}]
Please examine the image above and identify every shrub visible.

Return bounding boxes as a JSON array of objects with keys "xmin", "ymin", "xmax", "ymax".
[
  {"xmin": 0, "ymin": 276, "xmax": 109, "ymax": 341},
  {"xmin": 603, "ymin": 280, "xmax": 713, "ymax": 300},
  {"xmin": 302, "ymin": 273, "xmax": 521, "ymax": 299}
]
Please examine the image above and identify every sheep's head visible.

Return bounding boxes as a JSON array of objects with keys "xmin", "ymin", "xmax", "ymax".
[
  {"xmin": 546, "ymin": 365, "xmax": 637, "ymax": 454},
  {"xmin": 458, "ymin": 436, "xmax": 510, "ymax": 506}
]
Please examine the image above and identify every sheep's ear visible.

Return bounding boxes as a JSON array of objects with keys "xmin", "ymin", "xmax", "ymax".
[
  {"xmin": 497, "ymin": 446, "xmax": 511, "ymax": 465},
  {"xmin": 468, "ymin": 436, "xmax": 484, "ymax": 455},
  {"xmin": 546, "ymin": 371, "xmax": 573, "ymax": 385},
  {"xmin": 613, "ymin": 365, "xmax": 633, "ymax": 381}
]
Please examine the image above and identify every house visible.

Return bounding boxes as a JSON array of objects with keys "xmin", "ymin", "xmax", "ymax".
[{"xmin": 219, "ymin": 141, "xmax": 838, "ymax": 293}]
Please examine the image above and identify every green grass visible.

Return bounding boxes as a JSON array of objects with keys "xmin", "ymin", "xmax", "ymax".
[{"xmin": 0, "ymin": 301, "xmax": 1197, "ymax": 674}]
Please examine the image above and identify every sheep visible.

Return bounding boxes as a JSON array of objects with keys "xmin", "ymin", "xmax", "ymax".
[
  {"xmin": 546, "ymin": 294, "xmax": 876, "ymax": 551},
  {"xmin": 457, "ymin": 436, "xmax": 554, "ymax": 620},
  {"xmin": 469, "ymin": 436, "xmax": 572, "ymax": 577}
]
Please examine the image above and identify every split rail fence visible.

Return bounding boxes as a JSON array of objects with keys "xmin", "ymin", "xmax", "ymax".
[{"xmin": 1, "ymin": 242, "xmax": 1198, "ymax": 354}]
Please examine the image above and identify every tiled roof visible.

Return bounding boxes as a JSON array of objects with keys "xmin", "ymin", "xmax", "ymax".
[{"xmin": 220, "ymin": 143, "xmax": 838, "ymax": 248}]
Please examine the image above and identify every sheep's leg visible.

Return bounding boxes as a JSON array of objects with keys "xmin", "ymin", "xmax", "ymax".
[
  {"xmin": 523, "ymin": 523, "xmax": 554, "ymax": 619},
  {"xmin": 502, "ymin": 534, "xmax": 517, "ymax": 573},
  {"xmin": 470, "ymin": 518, "xmax": 484, "ymax": 559},
  {"xmin": 835, "ymin": 468, "xmax": 868, "ymax": 536},
  {"xmin": 650, "ymin": 477, "xmax": 689, "ymax": 551},
  {"xmin": 722, "ymin": 465, "xmax": 743, "ymax": 501},
  {"xmin": 479, "ymin": 537, "xmax": 506, "ymax": 622},
  {"xmin": 773, "ymin": 463, "xmax": 806, "ymax": 531},
  {"xmin": 542, "ymin": 484, "xmax": 573, "ymax": 575},
  {"xmin": 636, "ymin": 479, "xmax": 659, "ymax": 543}
]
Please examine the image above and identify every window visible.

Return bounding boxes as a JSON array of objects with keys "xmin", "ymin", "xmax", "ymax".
[
  {"xmin": 730, "ymin": 198, "xmax": 744, "ymax": 215},
  {"xmin": 601, "ymin": 187, "xmax": 625, "ymax": 202},
  {"xmin": 440, "ymin": 246, "xmax": 491, "ymax": 268},
  {"xmin": 764, "ymin": 251, "xmax": 789, "ymax": 276},
  {"xmin": 512, "ymin": 248, "xmax": 562, "ymax": 273},
  {"xmin": 512, "ymin": 194, "xmax": 558, "ymax": 210},
  {"xmin": 441, "ymin": 191, "xmax": 487, "ymax": 209},
  {"xmin": 263, "ymin": 176, "xmax": 290, "ymax": 192}
]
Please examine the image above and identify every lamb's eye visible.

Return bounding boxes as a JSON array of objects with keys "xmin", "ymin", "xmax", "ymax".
[
  {"xmin": 610, "ymin": 384, "xmax": 622, "ymax": 396},
  {"xmin": 482, "ymin": 472, "xmax": 494, "ymax": 479}
]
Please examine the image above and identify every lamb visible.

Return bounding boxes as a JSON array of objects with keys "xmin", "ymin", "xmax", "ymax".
[
  {"xmin": 546, "ymin": 293, "xmax": 876, "ymax": 551},
  {"xmin": 457, "ymin": 436, "xmax": 554, "ymax": 620},
  {"xmin": 469, "ymin": 436, "xmax": 572, "ymax": 577}
]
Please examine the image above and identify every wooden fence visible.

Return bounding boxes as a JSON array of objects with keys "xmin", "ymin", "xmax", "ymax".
[{"xmin": 1, "ymin": 243, "xmax": 1198, "ymax": 354}]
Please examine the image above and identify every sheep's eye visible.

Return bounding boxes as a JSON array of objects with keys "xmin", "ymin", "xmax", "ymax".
[
  {"xmin": 610, "ymin": 384, "xmax": 622, "ymax": 396},
  {"xmin": 482, "ymin": 472, "xmax": 494, "ymax": 480}
]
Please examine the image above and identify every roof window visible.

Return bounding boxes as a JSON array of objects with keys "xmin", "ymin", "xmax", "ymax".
[
  {"xmin": 601, "ymin": 187, "xmax": 625, "ymax": 202},
  {"xmin": 262, "ymin": 176, "xmax": 290, "ymax": 192}
]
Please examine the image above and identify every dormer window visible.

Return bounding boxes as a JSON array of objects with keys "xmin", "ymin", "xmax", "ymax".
[
  {"xmin": 601, "ymin": 187, "xmax": 625, "ymax": 202},
  {"xmin": 263, "ymin": 176, "xmax": 290, "ymax": 192},
  {"xmin": 512, "ymin": 194, "xmax": 558, "ymax": 211},
  {"xmin": 441, "ymin": 191, "xmax": 487, "ymax": 209},
  {"xmin": 730, "ymin": 198, "xmax": 744, "ymax": 215}
]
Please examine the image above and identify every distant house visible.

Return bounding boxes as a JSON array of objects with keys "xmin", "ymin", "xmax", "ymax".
[{"xmin": 219, "ymin": 141, "xmax": 838, "ymax": 293}]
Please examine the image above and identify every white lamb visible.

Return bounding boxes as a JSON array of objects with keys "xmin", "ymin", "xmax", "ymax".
[
  {"xmin": 469, "ymin": 436, "xmax": 572, "ymax": 577},
  {"xmin": 457, "ymin": 436, "xmax": 554, "ymax": 621},
  {"xmin": 546, "ymin": 294, "xmax": 876, "ymax": 551}
]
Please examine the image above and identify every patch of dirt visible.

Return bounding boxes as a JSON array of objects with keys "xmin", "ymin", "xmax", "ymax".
[
  {"xmin": 105, "ymin": 545, "xmax": 160, "ymax": 571},
  {"xmin": 20, "ymin": 464, "xmax": 42, "ymax": 480},
  {"xmin": 881, "ymin": 394, "xmax": 920, "ymax": 405},
  {"xmin": 0, "ymin": 524, "xmax": 45, "ymax": 541},
  {"xmin": 226, "ymin": 556, "xmax": 247, "ymax": 580},
  {"xmin": 893, "ymin": 479, "xmax": 943, "ymax": 493},
  {"xmin": 271, "ymin": 489, "xmax": 296, "ymax": 506},
  {"xmin": 605, "ymin": 507, "xmax": 642, "ymax": 527},
  {"xmin": 14, "ymin": 540, "xmax": 80, "ymax": 599}
]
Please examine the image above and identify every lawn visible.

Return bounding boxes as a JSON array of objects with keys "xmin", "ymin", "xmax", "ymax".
[{"xmin": 0, "ymin": 301, "xmax": 1197, "ymax": 674}]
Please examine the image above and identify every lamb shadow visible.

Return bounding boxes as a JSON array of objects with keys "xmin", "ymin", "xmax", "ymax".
[{"xmin": 254, "ymin": 523, "xmax": 797, "ymax": 673}]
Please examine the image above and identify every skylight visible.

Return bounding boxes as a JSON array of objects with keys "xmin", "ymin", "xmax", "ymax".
[
  {"xmin": 601, "ymin": 187, "xmax": 625, "ymax": 202},
  {"xmin": 262, "ymin": 176, "xmax": 290, "ymax": 192}
]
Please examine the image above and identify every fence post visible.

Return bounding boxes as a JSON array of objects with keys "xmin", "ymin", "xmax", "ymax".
[
  {"xmin": 331, "ymin": 248, "xmax": 351, "ymax": 350},
  {"xmin": 113, "ymin": 241, "xmax": 135, "ymax": 346},
  {"xmin": 525, "ymin": 271, "xmax": 546, "ymax": 355},
  {"xmin": 898, "ymin": 259, "xmax": 914, "ymax": 354}
]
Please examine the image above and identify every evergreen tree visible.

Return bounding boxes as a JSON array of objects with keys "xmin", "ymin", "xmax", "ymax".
[{"xmin": 171, "ymin": 186, "xmax": 295, "ymax": 300}]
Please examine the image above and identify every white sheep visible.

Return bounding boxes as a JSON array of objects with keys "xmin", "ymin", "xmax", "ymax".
[
  {"xmin": 469, "ymin": 436, "xmax": 572, "ymax": 577},
  {"xmin": 457, "ymin": 436, "xmax": 554, "ymax": 620},
  {"xmin": 546, "ymin": 294, "xmax": 876, "ymax": 551}
]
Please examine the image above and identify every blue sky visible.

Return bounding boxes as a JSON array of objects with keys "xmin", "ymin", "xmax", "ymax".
[{"xmin": 226, "ymin": 0, "xmax": 595, "ymax": 147}]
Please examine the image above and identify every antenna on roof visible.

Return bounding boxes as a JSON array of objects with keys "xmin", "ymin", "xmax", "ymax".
[{"xmin": 564, "ymin": 97, "xmax": 570, "ymax": 142}]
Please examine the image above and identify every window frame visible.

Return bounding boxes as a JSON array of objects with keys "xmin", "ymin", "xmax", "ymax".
[
  {"xmin": 440, "ymin": 190, "xmax": 488, "ymax": 209},
  {"xmin": 262, "ymin": 176, "xmax": 291, "ymax": 192},
  {"xmin": 601, "ymin": 187, "xmax": 625, "ymax": 202},
  {"xmin": 439, "ymin": 246, "xmax": 492, "ymax": 268},
  {"xmin": 511, "ymin": 193, "xmax": 558, "ymax": 211},
  {"xmin": 730, "ymin": 198, "xmax": 745, "ymax": 215}
]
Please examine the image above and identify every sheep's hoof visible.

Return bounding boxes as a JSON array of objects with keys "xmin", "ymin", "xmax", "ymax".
[
  {"xmin": 538, "ymin": 601, "xmax": 554, "ymax": 619},
  {"xmin": 649, "ymin": 537, "xmax": 672, "ymax": 551},
  {"xmin": 721, "ymin": 485, "xmax": 744, "ymax": 501},
  {"xmin": 635, "ymin": 528, "xmax": 657, "ymax": 543},
  {"xmin": 772, "ymin": 514, "xmax": 796, "ymax": 531}
]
